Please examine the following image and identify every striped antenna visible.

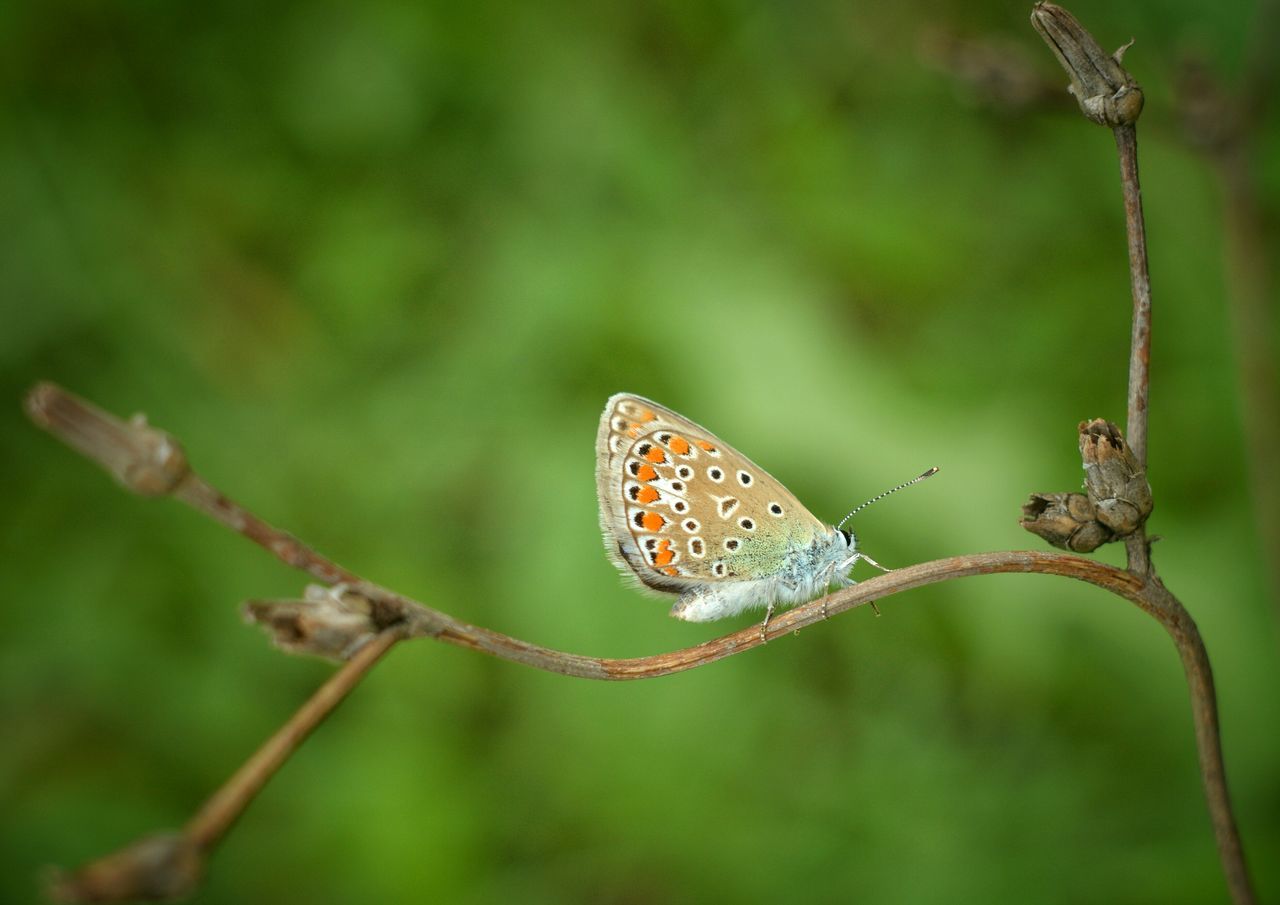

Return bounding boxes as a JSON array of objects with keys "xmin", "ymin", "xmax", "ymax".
[{"xmin": 836, "ymin": 467, "xmax": 939, "ymax": 531}]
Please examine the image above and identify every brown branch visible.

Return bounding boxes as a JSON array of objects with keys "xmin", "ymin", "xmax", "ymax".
[
  {"xmin": 397, "ymin": 551, "xmax": 1138, "ymax": 680},
  {"xmin": 182, "ymin": 629, "xmax": 403, "ymax": 850},
  {"xmin": 26, "ymin": 380, "xmax": 1255, "ymax": 903},
  {"xmin": 1027, "ymin": 1, "xmax": 1151, "ymax": 485},
  {"xmin": 1114, "ymin": 119, "xmax": 1154, "ymax": 578},
  {"xmin": 1032, "ymin": 5, "xmax": 1255, "ymax": 903},
  {"xmin": 1148, "ymin": 580, "xmax": 1253, "ymax": 905},
  {"xmin": 1113, "ymin": 123, "xmax": 1152, "ymax": 476},
  {"xmin": 22, "ymin": 383, "xmax": 359, "ymax": 588},
  {"xmin": 46, "ymin": 629, "xmax": 402, "ymax": 904}
]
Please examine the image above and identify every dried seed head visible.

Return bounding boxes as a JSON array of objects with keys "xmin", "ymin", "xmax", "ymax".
[
  {"xmin": 1021, "ymin": 492, "xmax": 1115, "ymax": 552},
  {"xmin": 25, "ymin": 382, "xmax": 190, "ymax": 496},
  {"xmin": 243, "ymin": 585, "xmax": 379, "ymax": 661},
  {"xmin": 1030, "ymin": 2, "xmax": 1144, "ymax": 126},
  {"xmin": 1079, "ymin": 419, "xmax": 1153, "ymax": 535},
  {"xmin": 46, "ymin": 832, "xmax": 203, "ymax": 904}
]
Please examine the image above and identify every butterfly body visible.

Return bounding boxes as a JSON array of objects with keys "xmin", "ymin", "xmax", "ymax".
[{"xmin": 595, "ymin": 393, "xmax": 861, "ymax": 623}]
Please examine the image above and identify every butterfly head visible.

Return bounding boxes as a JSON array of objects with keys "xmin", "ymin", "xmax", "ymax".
[{"xmin": 830, "ymin": 525, "xmax": 858, "ymax": 573}]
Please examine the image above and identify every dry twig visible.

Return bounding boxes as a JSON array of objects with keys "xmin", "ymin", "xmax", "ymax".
[{"xmin": 1030, "ymin": 4, "xmax": 1253, "ymax": 901}]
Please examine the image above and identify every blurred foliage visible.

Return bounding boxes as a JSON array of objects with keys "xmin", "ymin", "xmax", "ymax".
[{"xmin": 2, "ymin": 0, "xmax": 1278, "ymax": 903}]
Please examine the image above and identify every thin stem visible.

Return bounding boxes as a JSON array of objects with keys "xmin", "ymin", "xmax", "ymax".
[
  {"xmin": 23, "ymin": 382, "xmax": 358, "ymax": 587},
  {"xmin": 401, "ymin": 552, "xmax": 1142, "ymax": 678},
  {"xmin": 1111, "ymin": 57, "xmax": 1253, "ymax": 905},
  {"xmin": 1149, "ymin": 582, "xmax": 1253, "ymax": 904},
  {"xmin": 184, "ymin": 629, "xmax": 403, "ymax": 851},
  {"xmin": 1114, "ymin": 123, "xmax": 1152, "ymax": 473},
  {"xmin": 174, "ymin": 474, "xmax": 359, "ymax": 587}
]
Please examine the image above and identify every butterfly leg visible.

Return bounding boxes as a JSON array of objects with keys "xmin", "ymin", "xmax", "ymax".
[
  {"xmin": 858, "ymin": 552, "xmax": 893, "ymax": 573},
  {"xmin": 760, "ymin": 600, "xmax": 776, "ymax": 643}
]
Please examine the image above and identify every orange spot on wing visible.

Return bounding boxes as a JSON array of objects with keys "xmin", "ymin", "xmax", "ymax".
[
  {"xmin": 636, "ymin": 464, "xmax": 658, "ymax": 482},
  {"xmin": 696, "ymin": 440, "xmax": 717, "ymax": 452},
  {"xmin": 636, "ymin": 408, "xmax": 656, "ymax": 422},
  {"xmin": 636, "ymin": 485, "xmax": 660, "ymax": 503},
  {"xmin": 668, "ymin": 436, "xmax": 690, "ymax": 455},
  {"xmin": 641, "ymin": 512, "xmax": 666, "ymax": 532},
  {"xmin": 662, "ymin": 566, "xmax": 679, "ymax": 576},
  {"xmin": 644, "ymin": 446, "xmax": 667, "ymax": 464},
  {"xmin": 654, "ymin": 539, "xmax": 675, "ymax": 566},
  {"xmin": 627, "ymin": 423, "xmax": 642, "ymax": 437}
]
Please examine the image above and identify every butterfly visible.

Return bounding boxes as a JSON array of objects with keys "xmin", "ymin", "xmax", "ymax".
[{"xmin": 595, "ymin": 393, "xmax": 935, "ymax": 634}]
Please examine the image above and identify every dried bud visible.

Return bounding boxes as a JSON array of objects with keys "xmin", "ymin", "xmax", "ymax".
[
  {"xmin": 1030, "ymin": 2, "xmax": 1143, "ymax": 126},
  {"xmin": 1021, "ymin": 492, "xmax": 1115, "ymax": 552},
  {"xmin": 244, "ymin": 584, "xmax": 378, "ymax": 661},
  {"xmin": 25, "ymin": 382, "xmax": 190, "ymax": 496},
  {"xmin": 1079, "ymin": 419, "xmax": 1152, "ymax": 535},
  {"xmin": 47, "ymin": 832, "xmax": 202, "ymax": 904}
]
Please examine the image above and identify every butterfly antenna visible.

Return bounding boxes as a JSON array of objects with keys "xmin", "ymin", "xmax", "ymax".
[{"xmin": 836, "ymin": 467, "xmax": 939, "ymax": 531}]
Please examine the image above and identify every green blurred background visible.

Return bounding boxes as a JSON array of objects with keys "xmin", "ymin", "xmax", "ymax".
[{"xmin": 2, "ymin": 0, "xmax": 1277, "ymax": 902}]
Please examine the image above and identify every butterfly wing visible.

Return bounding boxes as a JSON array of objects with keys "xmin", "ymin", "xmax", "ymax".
[{"xmin": 595, "ymin": 393, "xmax": 829, "ymax": 599}]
